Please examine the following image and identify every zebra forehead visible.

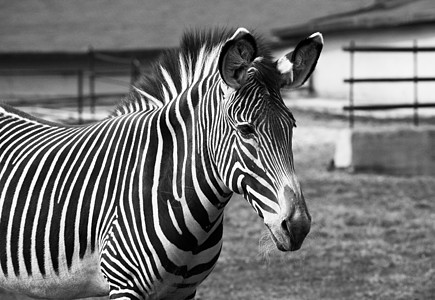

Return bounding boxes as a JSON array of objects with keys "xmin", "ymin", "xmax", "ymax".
[
  {"xmin": 250, "ymin": 59, "xmax": 281, "ymax": 90},
  {"xmin": 236, "ymin": 61, "xmax": 295, "ymax": 125}
]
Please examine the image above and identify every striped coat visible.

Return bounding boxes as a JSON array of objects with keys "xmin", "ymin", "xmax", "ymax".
[{"xmin": 0, "ymin": 28, "xmax": 322, "ymax": 299}]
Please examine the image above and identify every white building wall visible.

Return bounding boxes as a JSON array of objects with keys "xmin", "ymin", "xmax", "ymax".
[
  {"xmin": 0, "ymin": 74, "xmax": 130, "ymax": 103},
  {"xmin": 0, "ymin": 75, "xmax": 130, "ymax": 97}
]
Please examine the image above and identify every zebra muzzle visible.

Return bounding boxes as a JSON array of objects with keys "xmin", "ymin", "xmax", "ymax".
[
  {"xmin": 266, "ymin": 214, "xmax": 310, "ymax": 252},
  {"xmin": 266, "ymin": 187, "xmax": 311, "ymax": 252}
]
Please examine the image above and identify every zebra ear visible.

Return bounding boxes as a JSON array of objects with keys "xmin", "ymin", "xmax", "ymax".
[
  {"xmin": 277, "ymin": 32, "xmax": 323, "ymax": 89},
  {"xmin": 218, "ymin": 28, "xmax": 257, "ymax": 89}
]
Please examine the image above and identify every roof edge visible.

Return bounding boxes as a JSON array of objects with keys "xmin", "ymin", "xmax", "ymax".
[{"xmin": 272, "ymin": 18, "xmax": 435, "ymax": 42}]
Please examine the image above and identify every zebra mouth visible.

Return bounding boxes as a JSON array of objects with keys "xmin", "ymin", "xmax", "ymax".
[{"xmin": 265, "ymin": 223, "xmax": 294, "ymax": 252}]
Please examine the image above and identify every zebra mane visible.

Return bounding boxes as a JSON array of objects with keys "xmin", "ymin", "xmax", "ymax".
[{"xmin": 112, "ymin": 27, "xmax": 273, "ymax": 116}]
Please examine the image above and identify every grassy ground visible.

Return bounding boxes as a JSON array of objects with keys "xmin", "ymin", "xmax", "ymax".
[{"xmin": 1, "ymin": 108, "xmax": 435, "ymax": 299}]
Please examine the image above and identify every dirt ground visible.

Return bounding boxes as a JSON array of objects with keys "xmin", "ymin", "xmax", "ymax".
[{"xmin": 1, "ymin": 107, "xmax": 434, "ymax": 299}]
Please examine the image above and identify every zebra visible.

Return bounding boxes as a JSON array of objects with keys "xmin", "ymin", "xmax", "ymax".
[{"xmin": 0, "ymin": 27, "xmax": 323, "ymax": 299}]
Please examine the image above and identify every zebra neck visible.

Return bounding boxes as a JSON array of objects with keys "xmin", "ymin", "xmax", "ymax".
[{"xmin": 149, "ymin": 82, "xmax": 231, "ymax": 237}]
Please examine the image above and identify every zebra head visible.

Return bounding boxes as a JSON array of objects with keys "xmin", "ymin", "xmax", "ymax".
[{"xmin": 215, "ymin": 28, "xmax": 323, "ymax": 251}]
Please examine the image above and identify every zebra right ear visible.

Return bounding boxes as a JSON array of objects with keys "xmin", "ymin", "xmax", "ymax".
[{"xmin": 218, "ymin": 28, "xmax": 257, "ymax": 90}]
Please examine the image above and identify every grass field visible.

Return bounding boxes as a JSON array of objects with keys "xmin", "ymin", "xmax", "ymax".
[{"xmin": 1, "ymin": 108, "xmax": 434, "ymax": 300}]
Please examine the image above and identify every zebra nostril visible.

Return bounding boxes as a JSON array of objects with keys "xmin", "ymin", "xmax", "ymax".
[{"xmin": 281, "ymin": 219, "xmax": 290, "ymax": 235}]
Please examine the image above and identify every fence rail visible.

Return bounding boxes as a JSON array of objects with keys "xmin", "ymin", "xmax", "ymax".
[
  {"xmin": 343, "ymin": 103, "xmax": 435, "ymax": 111},
  {"xmin": 344, "ymin": 77, "xmax": 435, "ymax": 83},
  {"xmin": 342, "ymin": 45, "xmax": 435, "ymax": 52},
  {"xmin": 343, "ymin": 40, "xmax": 435, "ymax": 127}
]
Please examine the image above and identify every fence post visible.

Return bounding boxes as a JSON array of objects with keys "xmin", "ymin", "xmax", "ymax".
[
  {"xmin": 349, "ymin": 40, "xmax": 355, "ymax": 128},
  {"xmin": 130, "ymin": 59, "xmax": 141, "ymax": 86},
  {"xmin": 88, "ymin": 47, "xmax": 96, "ymax": 115},
  {"xmin": 77, "ymin": 70, "xmax": 84, "ymax": 124},
  {"xmin": 413, "ymin": 40, "xmax": 419, "ymax": 126},
  {"xmin": 308, "ymin": 76, "xmax": 314, "ymax": 95}
]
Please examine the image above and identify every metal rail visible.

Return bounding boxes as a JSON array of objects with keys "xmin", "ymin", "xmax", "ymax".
[
  {"xmin": 343, "ymin": 40, "xmax": 435, "ymax": 127},
  {"xmin": 344, "ymin": 77, "xmax": 435, "ymax": 83},
  {"xmin": 343, "ymin": 45, "xmax": 435, "ymax": 52},
  {"xmin": 343, "ymin": 103, "xmax": 435, "ymax": 111}
]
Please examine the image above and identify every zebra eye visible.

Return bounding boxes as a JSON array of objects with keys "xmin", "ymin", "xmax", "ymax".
[{"xmin": 236, "ymin": 123, "xmax": 256, "ymax": 137}]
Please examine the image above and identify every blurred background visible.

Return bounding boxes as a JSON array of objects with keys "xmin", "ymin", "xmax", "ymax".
[
  {"xmin": 2, "ymin": 0, "xmax": 435, "ymax": 124},
  {"xmin": 0, "ymin": 0, "xmax": 434, "ymax": 299}
]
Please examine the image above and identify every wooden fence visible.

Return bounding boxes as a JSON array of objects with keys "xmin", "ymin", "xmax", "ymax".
[{"xmin": 0, "ymin": 49, "xmax": 143, "ymax": 124}]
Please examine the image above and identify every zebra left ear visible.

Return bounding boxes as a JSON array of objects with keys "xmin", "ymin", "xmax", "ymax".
[
  {"xmin": 218, "ymin": 28, "xmax": 257, "ymax": 89},
  {"xmin": 277, "ymin": 32, "xmax": 323, "ymax": 89}
]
